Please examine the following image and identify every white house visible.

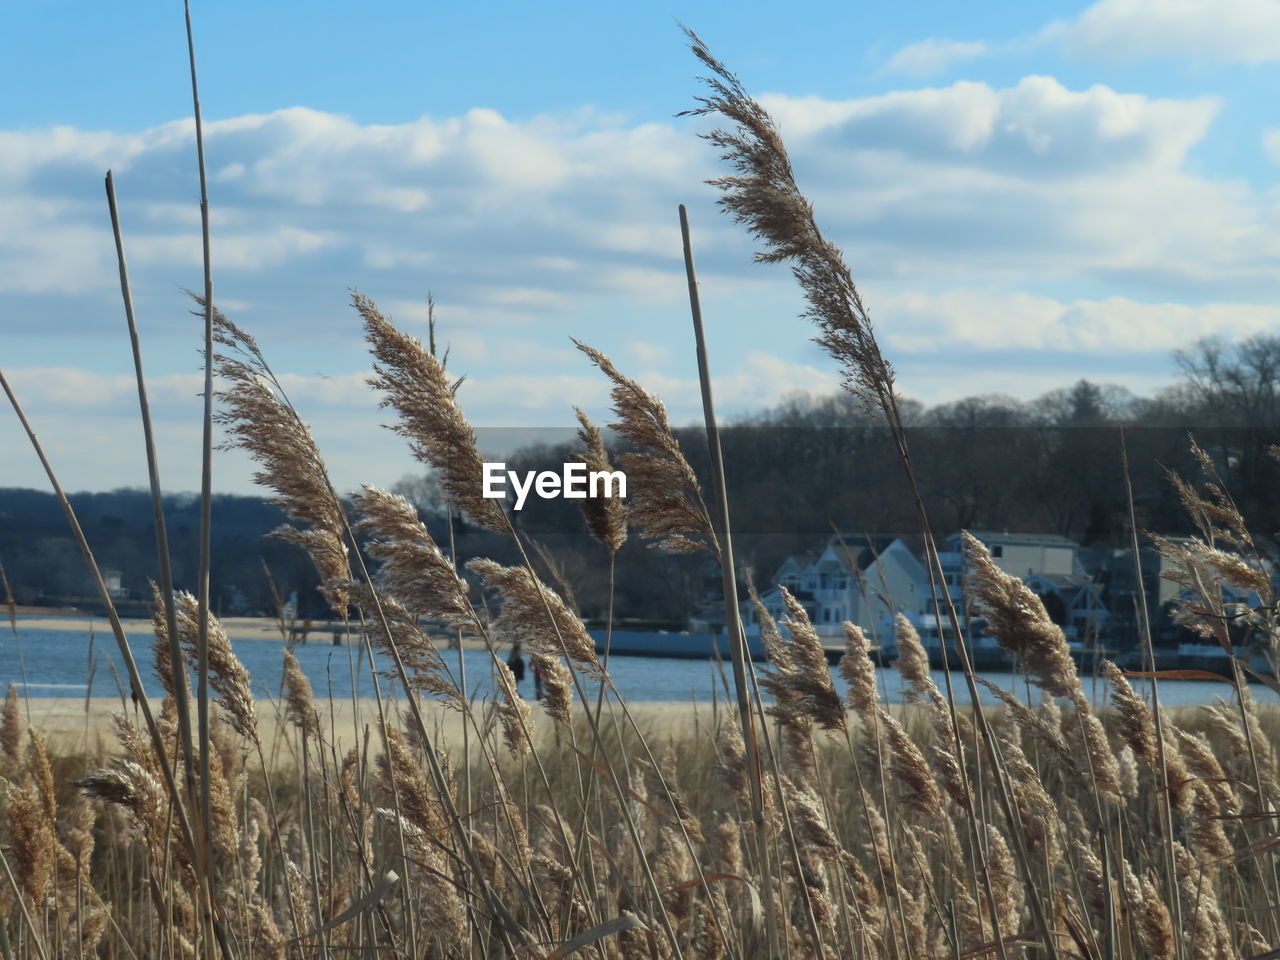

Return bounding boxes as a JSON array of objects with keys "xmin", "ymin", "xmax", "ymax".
[
  {"xmin": 944, "ymin": 531, "xmax": 1108, "ymax": 642},
  {"xmin": 747, "ymin": 535, "xmax": 931, "ymax": 641},
  {"xmin": 748, "ymin": 530, "xmax": 1113, "ymax": 651}
]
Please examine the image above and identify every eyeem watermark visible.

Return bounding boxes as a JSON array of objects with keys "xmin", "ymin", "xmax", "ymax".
[{"xmin": 483, "ymin": 462, "xmax": 627, "ymax": 511}]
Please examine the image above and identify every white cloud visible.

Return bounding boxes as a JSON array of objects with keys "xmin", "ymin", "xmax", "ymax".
[
  {"xmin": 627, "ymin": 341, "xmax": 670, "ymax": 366},
  {"xmin": 1044, "ymin": 0, "xmax": 1280, "ymax": 64},
  {"xmin": 873, "ymin": 289, "xmax": 1280, "ymax": 354},
  {"xmin": 125, "ymin": 226, "xmax": 342, "ymax": 270},
  {"xmin": 883, "ymin": 39, "xmax": 989, "ymax": 77},
  {"xmin": 762, "ymin": 76, "xmax": 1217, "ymax": 171},
  {"xmin": 0, "ymin": 105, "xmax": 711, "ymax": 320},
  {"xmin": 751, "ymin": 79, "xmax": 1266, "ymax": 297},
  {"xmin": 0, "ymin": 79, "xmax": 1238, "ymax": 316},
  {"xmin": 1265, "ymin": 128, "xmax": 1280, "ymax": 163},
  {"xmin": 3, "ymin": 368, "xmax": 202, "ymax": 410},
  {"xmin": 5, "ymin": 75, "xmax": 1279, "ymax": 491}
]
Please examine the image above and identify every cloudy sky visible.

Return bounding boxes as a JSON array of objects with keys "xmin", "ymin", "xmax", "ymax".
[{"xmin": 4, "ymin": 0, "xmax": 1279, "ymax": 494}]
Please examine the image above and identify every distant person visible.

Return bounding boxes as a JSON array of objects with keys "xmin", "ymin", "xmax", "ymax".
[
  {"xmin": 532, "ymin": 655, "xmax": 543, "ymax": 701},
  {"xmin": 507, "ymin": 642, "xmax": 526, "ymax": 684}
]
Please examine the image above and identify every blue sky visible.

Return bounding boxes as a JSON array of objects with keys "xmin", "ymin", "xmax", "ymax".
[{"xmin": 3, "ymin": 0, "xmax": 1280, "ymax": 494}]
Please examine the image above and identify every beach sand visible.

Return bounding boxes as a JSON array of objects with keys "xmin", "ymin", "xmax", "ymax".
[
  {"xmin": 13, "ymin": 613, "xmax": 494, "ymax": 649},
  {"xmin": 17, "ymin": 614, "xmax": 286, "ymax": 641},
  {"xmin": 23, "ymin": 696, "xmax": 721, "ymax": 764}
]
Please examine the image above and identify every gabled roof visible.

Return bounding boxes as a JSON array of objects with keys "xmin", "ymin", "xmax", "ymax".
[
  {"xmin": 827, "ymin": 534, "xmax": 898, "ymax": 573},
  {"xmin": 778, "ymin": 552, "xmax": 819, "ymax": 573}
]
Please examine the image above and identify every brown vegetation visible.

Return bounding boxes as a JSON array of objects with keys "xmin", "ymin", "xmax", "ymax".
[{"xmin": 4, "ymin": 30, "xmax": 1280, "ymax": 960}]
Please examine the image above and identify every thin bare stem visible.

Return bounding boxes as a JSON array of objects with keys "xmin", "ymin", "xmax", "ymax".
[
  {"xmin": 105, "ymin": 169, "xmax": 196, "ymax": 813},
  {"xmin": 680, "ymin": 203, "xmax": 781, "ymax": 958},
  {"xmin": 183, "ymin": 9, "xmax": 218, "ymax": 949}
]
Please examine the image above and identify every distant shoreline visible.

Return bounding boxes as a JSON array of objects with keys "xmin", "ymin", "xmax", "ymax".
[
  {"xmin": 19, "ymin": 696, "xmax": 716, "ymax": 760},
  {"xmin": 10, "ymin": 610, "xmax": 492, "ymax": 649}
]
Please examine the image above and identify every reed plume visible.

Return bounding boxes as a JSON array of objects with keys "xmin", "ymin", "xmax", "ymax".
[
  {"xmin": 7, "ymin": 779, "xmax": 54, "ymax": 908},
  {"xmin": 213, "ymin": 304, "xmax": 351, "ymax": 613},
  {"xmin": 281, "ymin": 649, "xmax": 320, "ymax": 738},
  {"xmin": 748, "ymin": 587, "xmax": 787, "ymax": 667},
  {"xmin": 574, "ymin": 407, "xmax": 628, "ymax": 553},
  {"xmin": 493, "ymin": 659, "xmax": 532, "ymax": 757},
  {"xmin": 715, "ymin": 715, "xmax": 750, "ymax": 806},
  {"xmin": 467, "ymin": 558, "xmax": 602, "ymax": 677},
  {"xmin": 963, "ymin": 533, "xmax": 1078, "ymax": 700},
  {"xmin": 529, "ymin": 651, "xmax": 573, "ymax": 726},
  {"xmin": 775, "ymin": 587, "xmax": 845, "ymax": 731},
  {"xmin": 349, "ymin": 583, "xmax": 463, "ymax": 707},
  {"xmin": 1000, "ymin": 736, "xmax": 1063, "ymax": 868},
  {"xmin": 876, "ymin": 709, "xmax": 942, "ymax": 820},
  {"xmin": 838, "ymin": 621, "xmax": 879, "ymax": 720},
  {"xmin": 356, "ymin": 292, "xmax": 505, "ymax": 531},
  {"xmin": 24, "ymin": 730, "xmax": 56, "ymax": 823},
  {"xmin": 681, "ymin": 29, "xmax": 894, "ymax": 414},
  {"xmin": 574, "ymin": 340, "xmax": 718, "ymax": 555},
  {"xmin": 1059, "ymin": 701, "xmax": 1122, "ymax": 804},
  {"xmin": 1129, "ymin": 873, "xmax": 1176, "ymax": 960},
  {"xmin": 169, "ymin": 590, "xmax": 259, "ymax": 748},
  {"xmin": 378, "ymin": 726, "xmax": 448, "ymax": 843},
  {"xmin": 1101, "ymin": 660, "xmax": 1156, "ymax": 764},
  {"xmin": 2, "ymin": 682, "xmax": 21, "ymax": 765},
  {"xmin": 1175, "ymin": 728, "xmax": 1237, "ymax": 817},
  {"xmin": 894, "ymin": 614, "xmax": 969, "ymax": 805},
  {"xmin": 351, "ymin": 484, "xmax": 475, "ymax": 628},
  {"xmin": 75, "ymin": 767, "xmax": 144, "ymax": 807},
  {"xmin": 892, "ymin": 613, "xmax": 932, "ymax": 702}
]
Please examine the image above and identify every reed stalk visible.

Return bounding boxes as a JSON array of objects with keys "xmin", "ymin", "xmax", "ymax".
[
  {"xmin": 680, "ymin": 202, "xmax": 783, "ymax": 958},
  {"xmin": 1119, "ymin": 433, "xmax": 1184, "ymax": 959},
  {"xmin": 182, "ymin": 11, "xmax": 218, "ymax": 954},
  {"xmin": 104, "ymin": 170, "xmax": 196, "ymax": 813}
]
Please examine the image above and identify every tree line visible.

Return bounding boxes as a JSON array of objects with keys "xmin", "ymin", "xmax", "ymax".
[{"xmin": 4, "ymin": 335, "xmax": 1279, "ymax": 625}]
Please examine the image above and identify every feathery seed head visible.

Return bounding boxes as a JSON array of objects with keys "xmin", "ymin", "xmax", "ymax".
[
  {"xmin": 467, "ymin": 558, "xmax": 602, "ymax": 676},
  {"xmin": 281, "ymin": 650, "xmax": 319, "ymax": 738},
  {"xmin": 877, "ymin": 708, "xmax": 942, "ymax": 820},
  {"xmin": 352, "ymin": 484, "xmax": 474, "ymax": 628},
  {"xmin": 356, "ymin": 292, "xmax": 506, "ymax": 531},
  {"xmin": 574, "ymin": 340, "xmax": 718, "ymax": 555},
  {"xmin": 682, "ymin": 29, "xmax": 895, "ymax": 415},
  {"xmin": 170, "ymin": 591, "xmax": 259, "ymax": 747},
  {"xmin": 963, "ymin": 532, "xmax": 1079, "ymax": 700},
  {"xmin": 838, "ymin": 621, "xmax": 879, "ymax": 719},
  {"xmin": 893, "ymin": 613, "xmax": 932, "ymax": 701},
  {"xmin": 1101, "ymin": 660, "xmax": 1156, "ymax": 766},
  {"xmin": 1, "ymin": 682, "xmax": 21, "ymax": 764},
  {"xmin": 530, "ymin": 651, "xmax": 573, "ymax": 726},
  {"xmin": 212, "ymin": 306, "xmax": 352, "ymax": 612},
  {"xmin": 573, "ymin": 407, "xmax": 628, "ymax": 553},
  {"xmin": 350, "ymin": 583, "xmax": 463, "ymax": 707},
  {"xmin": 493, "ymin": 659, "xmax": 532, "ymax": 757},
  {"xmin": 777, "ymin": 587, "xmax": 844, "ymax": 731}
]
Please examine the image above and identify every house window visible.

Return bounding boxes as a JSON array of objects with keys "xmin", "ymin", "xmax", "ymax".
[{"xmin": 992, "ymin": 545, "xmax": 1003, "ymax": 558}]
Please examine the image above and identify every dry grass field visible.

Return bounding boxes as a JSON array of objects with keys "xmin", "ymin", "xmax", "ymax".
[{"xmin": 3, "ymin": 27, "xmax": 1279, "ymax": 960}]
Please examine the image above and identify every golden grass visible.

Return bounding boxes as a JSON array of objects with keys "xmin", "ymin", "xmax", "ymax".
[{"xmin": 5, "ymin": 29, "xmax": 1280, "ymax": 960}]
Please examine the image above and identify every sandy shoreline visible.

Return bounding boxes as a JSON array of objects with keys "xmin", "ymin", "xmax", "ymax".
[
  {"xmin": 22, "ymin": 696, "xmax": 721, "ymax": 760},
  {"xmin": 12, "ymin": 613, "xmax": 493, "ymax": 650}
]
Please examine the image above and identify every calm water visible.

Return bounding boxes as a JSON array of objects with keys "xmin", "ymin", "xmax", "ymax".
[{"xmin": 0, "ymin": 626, "xmax": 1271, "ymax": 708}]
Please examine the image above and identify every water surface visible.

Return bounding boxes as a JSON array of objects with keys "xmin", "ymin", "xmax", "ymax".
[{"xmin": 0, "ymin": 627, "xmax": 1267, "ymax": 708}]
